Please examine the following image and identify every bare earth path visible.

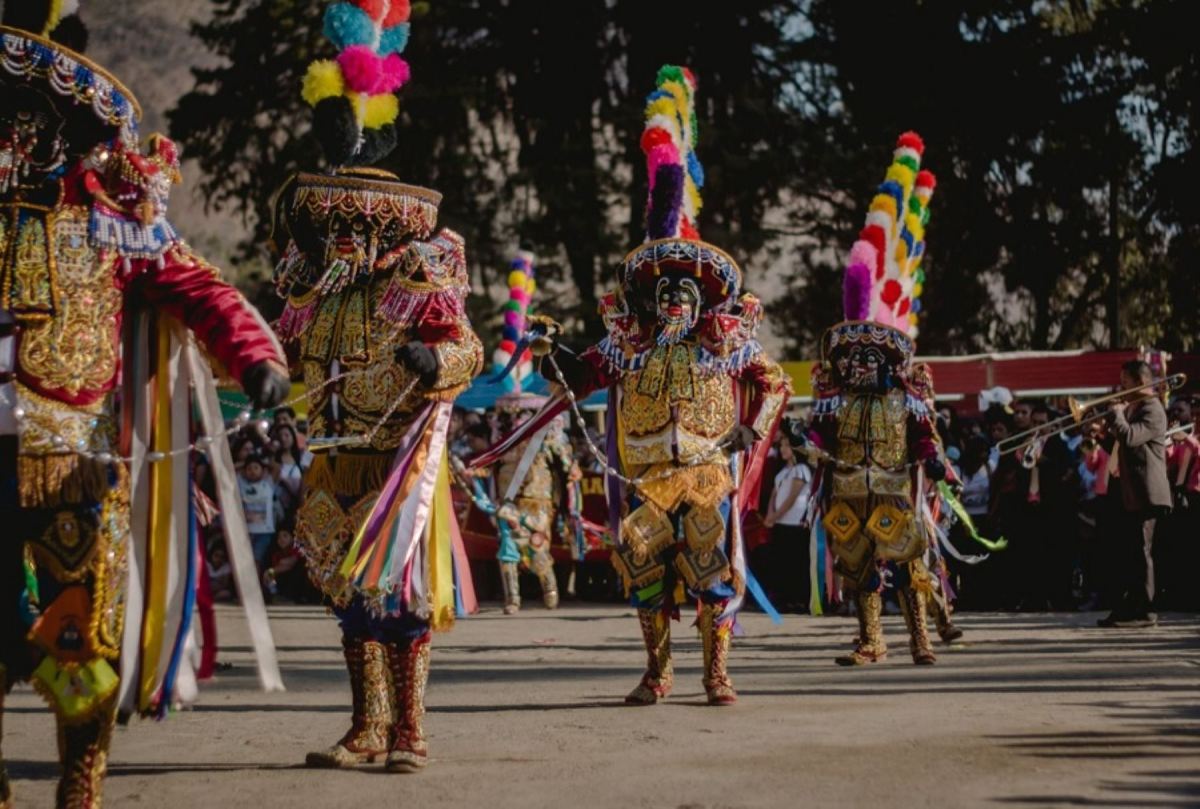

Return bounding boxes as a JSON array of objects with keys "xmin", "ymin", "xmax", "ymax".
[{"xmin": 6, "ymin": 604, "xmax": 1198, "ymax": 808}]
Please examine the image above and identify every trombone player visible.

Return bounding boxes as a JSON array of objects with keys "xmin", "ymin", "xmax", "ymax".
[{"xmin": 1098, "ymin": 361, "xmax": 1172, "ymax": 628}]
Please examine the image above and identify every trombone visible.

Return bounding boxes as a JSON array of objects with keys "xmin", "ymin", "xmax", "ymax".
[{"xmin": 996, "ymin": 373, "xmax": 1188, "ymax": 458}]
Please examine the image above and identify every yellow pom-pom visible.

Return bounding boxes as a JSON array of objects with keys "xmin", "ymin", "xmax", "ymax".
[
  {"xmin": 913, "ymin": 283, "xmax": 924, "ymax": 296},
  {"xmin": 301, "ymin": 60, "xmax": 344, "ymax": 107},
  {"xmin": 362, "ymin": 93, "xmax": 400, "ymax": 128},
  {"xmin": 525, "ymin": 278, "xmax": 536, "ymax": 295},
  {"xmin": 909, "ymin": 313, "xmax": 919, "ymax": 326},
  {"xmin": 660, "ymin": 80, "xmax": 689, "ymax": 113},
  {"xmin": 886, "ymin": 164, "xmax": 915, "ymax": 193},
  {"xmin": 507, "ymin": 270, "xmax": 526, "ymax": 289},
  {"xmin": 685, "ymin": 178, "xmax": 703, "ymax": 217},
  {"xmin": 870, "ymin": 194, "xmax": 898, "ymax": 221},
  {"xmin": 645, "ymin": 97, "xmax": 678, "ymax": 123}
]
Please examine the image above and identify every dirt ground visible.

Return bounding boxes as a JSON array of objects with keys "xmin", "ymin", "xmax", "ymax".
[{"xmin": 5, "ymin": 602, "xmax": 1198, "ymax": 808}]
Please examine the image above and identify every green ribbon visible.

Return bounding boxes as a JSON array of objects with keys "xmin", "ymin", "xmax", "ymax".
[{"xmin": 938, "ymin": 481, "xmax": 1008, "ymax": 552}]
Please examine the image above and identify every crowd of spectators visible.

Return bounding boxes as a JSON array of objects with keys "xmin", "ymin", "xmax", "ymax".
[{"xmin": 197, "ymin": 407, "xmax": 319, "ymax": 605}]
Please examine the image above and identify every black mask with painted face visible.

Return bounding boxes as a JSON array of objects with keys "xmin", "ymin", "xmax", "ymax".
[
  {"xmin": 837, "ymin": 344, "xmax": 896, "ymax": 392},
  {"xmin": 652, "ymin": 275, "xmax": 701, "ymax": 345}
]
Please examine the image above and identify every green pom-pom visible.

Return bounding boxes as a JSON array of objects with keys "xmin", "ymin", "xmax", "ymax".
[
  {"xmin": 897, "ymin": 155, "xmax": 919, "ymax": 172},
  {"xmin": 657, "ymin": 65, "xmax": 685, "ymax": 87}
]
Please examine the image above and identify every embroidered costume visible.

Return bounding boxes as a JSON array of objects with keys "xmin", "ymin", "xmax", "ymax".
[
  {"xmin": 807, "ymin": 132, "xmax": 946, "ymax": 667},
  {"xmin": 472, "ymin": 66, "xmax": 789, "ymax": 705},
  {"xmin": 276, "ymin": 0, "xmax": 481, "ymax": 774},
  {"xmin": 0, "ymin": 4, "xmax": 289, "ymax": 807}
]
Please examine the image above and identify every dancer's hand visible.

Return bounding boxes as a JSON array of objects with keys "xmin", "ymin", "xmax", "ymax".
[
  {"xmin": 722, "ymin": 424, "xmax": 758, "ymax": 453},
  {"xmin": 396, "ymin": 341, "xmax": 439, "ymax": 386},
  {"xmin": 242, "ymin": 360, "xmax": 291, "ymax": 409}
]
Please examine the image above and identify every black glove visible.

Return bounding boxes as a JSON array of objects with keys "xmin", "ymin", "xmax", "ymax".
[
  {"xmin": 924, "ymin": 457, "xmax": 947, "ymax": 482},
  {"xmin": 723, "ymin": 424, "xmax": 759, "ymax": 453},
  {"xmin": 242, "ymin": 361, "xmax": 291, "ymax": 409},
  {"xmin": 396, "ymin": 341, "xmax": 439, "ymax": 387}
]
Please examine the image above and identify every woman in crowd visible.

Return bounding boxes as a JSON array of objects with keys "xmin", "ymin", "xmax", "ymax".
[{"xmin": 761, "ymin": 426, "xmax": 814, "ymax": 612}]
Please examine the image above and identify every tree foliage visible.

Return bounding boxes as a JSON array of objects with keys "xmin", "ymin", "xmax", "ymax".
[{"xmin": 170, "ymin": 0, "xmax": 1199, "ymax": 356}]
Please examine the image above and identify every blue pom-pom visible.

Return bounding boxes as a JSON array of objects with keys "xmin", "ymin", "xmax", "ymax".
[
  {"xmin": 877, "ymin": 180, "xmax": 904, "ymax": 217},
  {"xmin": 323, "ymin": 3, "xmax": 375, "ymax": 50},
  {"xmin": 501, "ymin": 325, "xmax": 519, "ymax": 341},
  {"xmin": 686, "ymin": 150, "xmax": 705, "ymax": 189},
  {"xmin": 378, "ymin": 23, "xmax": 410, "ymax": 55},
  {"xmin": 899, "ymin": 228, "xmax": 915, "ymax": 256},
  {"xmin": 911, "ymin": 298, "xmax": 922, "ymax": 313}
]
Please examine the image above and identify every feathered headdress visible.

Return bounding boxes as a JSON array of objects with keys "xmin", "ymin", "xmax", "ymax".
[
  {"xmin": 841, "ymin": 131, "xmax": 936, "ymax": 337},
  {"xmin": 300, "ymin": 0, "xmax": 413, "ymax": 167},
  {"xmin": 641, "ymin": 65, "xmax": 704, "ymax": 241},
  {"xmin": 621, "ymin": 65, "xmax": 739, "ymax": 311}
]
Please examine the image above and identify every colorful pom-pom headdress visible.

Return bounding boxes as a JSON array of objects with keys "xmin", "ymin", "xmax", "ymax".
[
  {"xmin": 301, "ymin": 0, "xmax": 413, "ymax": 167},
  {"xmin": 273, "ymin": 1, "xmax": 442, "ymax": 287},
  {"xmin": 491, "ymin": 251, "xmax": 537, "ymax": 393},
  {"xmin": 620, "ymin": 66, "xmax": 741, "ymax": 312},
  {"xmin": 823, "ymin": 131, "xmax": 936, "ymax": 368}
]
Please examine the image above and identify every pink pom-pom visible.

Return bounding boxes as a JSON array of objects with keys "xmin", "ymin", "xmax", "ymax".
[
  {"xmin": 848, "ymin": 240, "xmax": 878, "ymax": 275},
  {"xmin": 843, "ymin": 262, "xmax": 872, "ymax": 321},
  {"xmin": 881, "ymin": 279, "xmax": 903, "ymax": 307},
  {"xmin": 338, "ymin": 45, "xmax": 386, "ymax": 94},
  {"xmin": 504, "ymin": 310, "xmax": 523, "ymax": 328},
  {"xmin": 645, "ymin": 143, "xmax": 681, "ymax": 186},
  {"xmin": 376, "ymin": 52, "xmax": 410, "ymax": 94},
  {"xmin": 509, "ymin": 287, "xmax": 530, "ymax": 306}
]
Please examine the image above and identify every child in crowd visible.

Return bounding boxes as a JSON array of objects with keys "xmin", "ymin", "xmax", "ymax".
[
  {"xmin": 207, "ymin": 542, "xmax": 235, "ymax": 602},
  {"xmin": 265, "ymin": 522, "xmax": 312, "ymax": 603},
  {"xmin": 239, "ymin": 453, "xmax": 279, "ymax": 570}
]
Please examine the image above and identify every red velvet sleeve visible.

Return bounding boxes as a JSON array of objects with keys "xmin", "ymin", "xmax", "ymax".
[
  {"xmin": 137, "ymin": 244, "xmax": 285, "ymax": 383},
  {"xmin": 735, "ymin": 354, "xmax": 791, "ymax": 438}
]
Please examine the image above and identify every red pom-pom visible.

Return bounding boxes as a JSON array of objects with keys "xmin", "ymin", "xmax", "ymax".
[
  {"xmin": 881, "ymin": 279, "xmax": 902, "ymax": 306},
  {"xmin": 640, "ymin": 127, "xmax": 674, "ymax": 152},
  {"xmin": 680, "ymin": 220, "xmax": 701, "ymax": 240},
  {"xmin": 498, "ymin": 339, "xmax": 517, "ymax": 354},
  {"xmin": 382, "ymin": 0, "xmax": 410, "ymax": 26},
  {"xmin": 897, "ymin": 297, "xmax": 910, "ymax": 316},
  {"xmin": 682, "ymin": 66, "xmax": 698, "ymax": 89},
  {"xmin": 352, "ymin": 0, "xmax": 387, "ymax": 20},
  {"xmin": 916, "ymin": 170, "xmax": 937, "ymax": 190},
  {"xmin": 859, "ymin": 224, "xmax": 887, "ymax": 279},
  {"xmin": 897, "ymin": 131, "xmax": 924, "ymax": 155}
]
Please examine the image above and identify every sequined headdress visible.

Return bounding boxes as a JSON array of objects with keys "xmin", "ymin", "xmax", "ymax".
[
  {"xmin": 823, "ymin": 132, "xmax": 936, "ymax": 367},
  {"xmin": 1, "ymin": 2, "xmax": 141, "ymax": 159},
  {"xmin": 273, "ymin": 0, "xmax": 437, "ymax": 246},
  {"xmin": 619, "ymin": 66, "xmax": 741, "ymax": 312}
]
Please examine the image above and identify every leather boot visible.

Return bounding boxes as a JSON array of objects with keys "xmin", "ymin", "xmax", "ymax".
[
  {"xmin": 306, "ymin": 638, "xmax": 392, "ymax": 767},
  {"xmin": 835, "ymin": 591, "xmax": 888, "ymax": 666},
  {"xmin": 385, "ymin": 632, "xmax": 431, "ymax": 773},
  {"xmin": 54, "ymin": 694, "xmax": 117, "ymax": 809},
  {"xmin": 699, "ymin": 603, "xmax": 736, "ymax": 706},
  {"xmin": 899, "ymin": 587, "xmax": 937, "ymax": 665},
  {"xmin": 930, "ymin": 597, "xmax": 963, "ymax": 643},
  {"xmin": 534, "ymin": 551, "xmax": 559, "ymax": 609},
  {"xmin": 625, "ymin": 608, "xmax": 673, "ymax": 705},
  {"xmin": 499, "ymin": 562, "xmax": 521, "ymax": 615}
]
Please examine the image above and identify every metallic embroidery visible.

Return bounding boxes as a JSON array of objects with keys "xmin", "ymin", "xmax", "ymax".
[
  {"xmin": 18, "ymin": 209, "xmax": 122, "ymax": 396},
  {"xmin": 8, "ymin": 213, "xmax": 54, "ymax": 313}
]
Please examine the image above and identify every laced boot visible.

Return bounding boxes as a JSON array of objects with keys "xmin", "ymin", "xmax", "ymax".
[
  {"xmin": 55, "ymin": 694, "xmax": 117, "ymax": 809},
  {"xmin": 1, "ymin": 666, "xmax": 11, "ymax": 809},
  {"xmin": 699, "ymin": 603, "xmax": 737, "ymax": 706},
  {"xmin": 385, "ymin": 632, "xmax": 431, "ymax": 773},
  {"xmin": 835, "ymin": 591, "xmax": 888, "ymax": 666},
  {"xmin": 624, "ymin": 609, "xmax": 673, "ymax": 705},
  {"xmin": 899, "ymin": 587, "xmax": 937, "ymax": 665},
  {"xmin": 499, "ymin": 562, "xmax": 521, "ymax": 615},
  {"xmin": 306, "ymin": 638, "xmax": 392, "ymax": 767},
  {"xmin": 931, "ymin": 598, "xmax": 963, "ymax": 643},
  {"xmin": 535, "ymin": 552, "xmax": 559, "ymax": 609}
]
